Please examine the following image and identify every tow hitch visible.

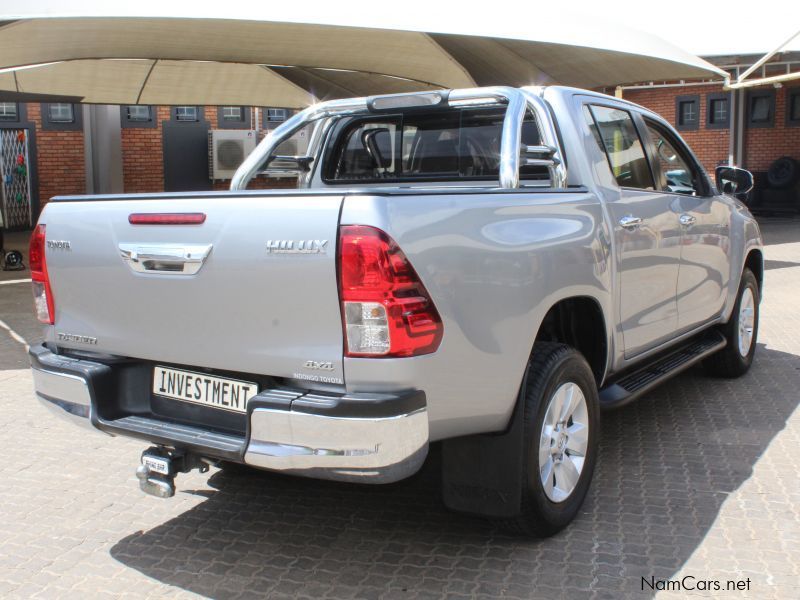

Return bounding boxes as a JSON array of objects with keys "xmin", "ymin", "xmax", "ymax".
[{"xmin": 136, "ymin": 447, "xmax": 211, "ymax": 498}]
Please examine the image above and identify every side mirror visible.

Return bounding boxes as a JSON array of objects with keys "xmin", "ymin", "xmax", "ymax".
[{"xmin": 715, "ymin": 166, "xmax": 754, "ymax": 198}]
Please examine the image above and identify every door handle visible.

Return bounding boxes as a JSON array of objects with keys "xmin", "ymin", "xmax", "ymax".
[
  {"xmin": 119, "ymin": 243, "xmax": 213, "ymax": 275},
  {"xmin": 679, "ymin": 214, "xmax": 697, "ymax": 227},
  {"xmin": 618, "ymin": 215, "xmax": 642, "ymax": 230}
]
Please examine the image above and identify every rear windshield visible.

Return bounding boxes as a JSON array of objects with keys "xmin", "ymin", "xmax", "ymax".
[{"xmin": 323, "ymin": 107, "xmax": 548, "ymax": 184}]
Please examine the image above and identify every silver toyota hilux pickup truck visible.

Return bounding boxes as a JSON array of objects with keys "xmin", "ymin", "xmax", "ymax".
[{"xmin": 29, "ymin": 86, "xmax": 762, "ymax": 536}]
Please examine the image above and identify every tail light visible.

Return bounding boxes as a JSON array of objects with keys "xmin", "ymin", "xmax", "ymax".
[
  {"xmin": 29, "ymin": 224, "xmax": 55, "ymax": 324},
  {"xmin": 338, "ymin": 225, "xmax": 442, "ymax": 357}
]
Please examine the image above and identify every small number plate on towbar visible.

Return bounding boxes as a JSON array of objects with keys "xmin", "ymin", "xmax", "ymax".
[
  {"xmin": 152, "ymin": 366, "xmax": 259, "ymax": 414},
  {"xmin": 142, "ymin": 454, "xmax": 171, "ymax": 475}
]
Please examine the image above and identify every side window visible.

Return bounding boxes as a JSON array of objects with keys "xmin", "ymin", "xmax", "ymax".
[
  {"xmin": 643, "ymin": 120, "xmax": 703, "ymax": 196},
  {"xmin": 584, "ymin": 105, "xmax": 654, "ymax": 190}
]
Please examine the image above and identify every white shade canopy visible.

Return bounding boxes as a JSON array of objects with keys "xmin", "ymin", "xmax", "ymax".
[{"xmin": 0, "ymin": 3, "xmax": 728, "ymax": 107}]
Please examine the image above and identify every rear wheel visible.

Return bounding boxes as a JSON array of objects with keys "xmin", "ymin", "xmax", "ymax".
[
  {"xmin": 704, "ymin": 268, "xmax": 759, "ymax": 377},
  {"xmin": 498, "ymin": 342, "xmax": 600, "ymax": 537}
]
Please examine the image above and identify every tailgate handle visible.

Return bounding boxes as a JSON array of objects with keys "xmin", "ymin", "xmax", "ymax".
[{"xmin": 119, "ymin": 244, "xmax": 213, "ymax": 275}]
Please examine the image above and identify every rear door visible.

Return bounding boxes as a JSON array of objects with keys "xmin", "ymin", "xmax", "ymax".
[
  {"xmin": 41, "ymin": 193, "xmax": 345, "ymax": 386},
  {"xmin": 583, "ymin": 103, "xmax": 681, "ymax": 358}
]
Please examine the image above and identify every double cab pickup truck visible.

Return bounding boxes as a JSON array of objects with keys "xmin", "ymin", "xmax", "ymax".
[{"xmin": 29, "ymin": 86, "xmax": 762, "ymax": 536}]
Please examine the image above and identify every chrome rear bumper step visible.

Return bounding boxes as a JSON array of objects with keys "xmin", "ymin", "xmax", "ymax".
[{"xmin": 100, "ymin": 415, "xmax": 246, "ymax": 460}]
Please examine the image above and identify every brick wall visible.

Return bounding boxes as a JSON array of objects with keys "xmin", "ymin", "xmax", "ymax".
[
  {"xmin": 121, "ymin": 106, "xmax": 170, "ymax": 193},
  {"xmin": 121, "ymin": 106, "xmax": 297, "ymax": 193},
  {"xmin": 623, "ymin": 82, "xmax": 800, "ymax": 175},
  {"xmin": 623, "ymin": 84, "xmax": 730, "ymax": 175},
  {"xmin": 743, "ymin": 85, "xmax": 800, "ymax": 171},
  {"xmin": 26, "ymin": 104, "xmax": 86, "ymax": 209}
]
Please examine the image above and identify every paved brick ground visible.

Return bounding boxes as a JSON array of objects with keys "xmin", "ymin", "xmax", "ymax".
[{"xmin": 0, "ymin": 222, "xmax": 798, "ymax": 599}]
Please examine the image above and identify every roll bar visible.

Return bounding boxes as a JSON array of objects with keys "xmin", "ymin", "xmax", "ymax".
[{"xmin": 230, "ymin": 86, "xmax": 567, "ymax": 190}]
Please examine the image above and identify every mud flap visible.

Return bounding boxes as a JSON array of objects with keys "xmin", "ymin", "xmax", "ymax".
[{"xmin": 441, "ymin": 388, "xmax": 525, "ymax": 518}]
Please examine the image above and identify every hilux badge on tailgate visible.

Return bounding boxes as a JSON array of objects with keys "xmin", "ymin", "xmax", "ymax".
[{"xmin": 265, "ymin": 240, "xmax": 328, "ymax": 254}]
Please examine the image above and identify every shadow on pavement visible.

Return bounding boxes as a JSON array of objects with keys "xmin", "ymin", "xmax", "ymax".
[
  {"xmin": 109, "ymin": 344, "xmax": 800, "ymax": 599},
  {"xmin": 0, "ymin": 276, "xmax": 41, "ymax": 371}
]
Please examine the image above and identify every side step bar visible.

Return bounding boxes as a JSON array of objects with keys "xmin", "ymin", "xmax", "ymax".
[{"xmin": 599, "ymin": 330, "xmax": 727, "ymax": 409}]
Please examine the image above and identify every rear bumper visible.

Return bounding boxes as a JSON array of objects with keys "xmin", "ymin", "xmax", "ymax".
[
  {"xmin": 29, "ymin": 344, "xmax": 428, "ymax": 483},
  {"xmin": 31, "ymin": 349, "xmax": 102, "ymax": 430}
]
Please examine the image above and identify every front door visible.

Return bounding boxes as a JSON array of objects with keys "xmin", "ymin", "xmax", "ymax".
[
  {"xmin": 584, "ymin": 104, "xmax": 681, "ymax": 358},
  {"xmin": 640, "ymin": 119, "xmax": 731, "ymax": 332}
]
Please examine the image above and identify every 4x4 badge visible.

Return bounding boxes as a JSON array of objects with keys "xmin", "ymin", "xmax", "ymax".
[
  {"xmin": 266, "ymin": 240, "xmax": 328, "ymax": 254},
  {"xmin": 304, "ymin": 360, "xmax": 334, "ymax": 371}
]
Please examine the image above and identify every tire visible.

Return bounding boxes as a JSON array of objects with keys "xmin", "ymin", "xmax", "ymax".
[
  {"xmin": 498, "ymin": 342, "xmax": 600, "ymax": 537},
  {"xmin": 703, "ymin": 268, "xmax": 759, "ymax": 378},
  {"xmin": 767, "ymin": 157, "xmax": 799, "ymax": 190}
]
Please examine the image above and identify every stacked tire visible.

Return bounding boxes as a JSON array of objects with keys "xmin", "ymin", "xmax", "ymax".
[{"xmin": 767, "ymin": 156, "xmax": 799, "ymax": 190}]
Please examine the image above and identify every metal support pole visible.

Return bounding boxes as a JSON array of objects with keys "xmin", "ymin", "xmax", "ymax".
[
  {"xmin": 737, "ymin": 29, "xmax": 800, "ymax": 84},
  {"xmin": 727, "ymin": 90, "xmax": 736, "ymax": 166},
  {"xmin": 736, "ymin": 89, "xmax": 745, "ymax": 168}
]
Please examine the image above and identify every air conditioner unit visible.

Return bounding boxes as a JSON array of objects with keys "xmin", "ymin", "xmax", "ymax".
[
  {"xmin": 273, "ymin": 125, "xmax": 313, "ymax": 156},
  {"xmin": 208, "ymin": 129, "xmax": 257, "ymax": 180},
  {"xmin": 259, "ymin": 125, "xmax": 315, "ymax": 178}
]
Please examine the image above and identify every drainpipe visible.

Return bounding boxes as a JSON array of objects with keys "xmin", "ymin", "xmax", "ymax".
[
  {"xmin": 83, "ymin": 105, "xmax": 94, "ymax": 194},
  {"xmin": 736, "ymin": 89, "xmax": 745, "ymax": 168},
  {"xmin": 727, "ymin": 85, "xmax": 736, "ymax": 166}
]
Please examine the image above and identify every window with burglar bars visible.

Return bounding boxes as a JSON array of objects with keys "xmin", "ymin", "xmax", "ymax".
[
  {"xmin": 706, "ymin": 93, "xmax": 730, "ymax": 129},
  {"xmin": 675, "ymin": 96, "xmax": 699, "ymax": 131},
  {"xmin": 48, "ymin": 103, "xmax": 74, "ymax": 123},
  {"xmin": 712, "ymin": 100, "xmax": 726, "ymax": 122},
  {"xmin": 0, "ymin": 102, "xmax": 17, "ymax": 121},
  {"xmin": 42, "ymin": 103, "xmax": 81, "ymax": 130},
  {"xmin": 267, "ymin": 108, "xmax": 288, "ymax": 122},
  {"xmin": 126, "ymin": 105, "xmax": 152, "ymax": 122},
  {"xmin": 175, "ymin": 106, "xmax": 199, "ymax": 122},
  {"xmin": 222, "ymin": 106, "xmax": 244, "ymax": 121}
]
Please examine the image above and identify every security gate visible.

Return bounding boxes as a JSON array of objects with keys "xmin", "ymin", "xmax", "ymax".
[
  {"xmin": 0, "ymin": 128, "xmax": 33, "ymax": 229},
  {"xmin": 163, "ymin": 121, "xmax": 212, "ymax": 192}
]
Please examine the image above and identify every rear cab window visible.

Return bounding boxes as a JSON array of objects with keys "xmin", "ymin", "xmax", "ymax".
[{"xmin": 323, "ymin": 107, "xmax": 549, "ymax": 184}]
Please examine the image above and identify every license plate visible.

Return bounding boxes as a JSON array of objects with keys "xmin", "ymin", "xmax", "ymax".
[{"xmin": 152, "ymin": 366, "xmax": 258, "ymax": 414}]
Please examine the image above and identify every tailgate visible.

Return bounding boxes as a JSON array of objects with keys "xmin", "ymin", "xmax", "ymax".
[{"xmin": 41, "ymin": 194, "xmax": 345, "ymax": 386}]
